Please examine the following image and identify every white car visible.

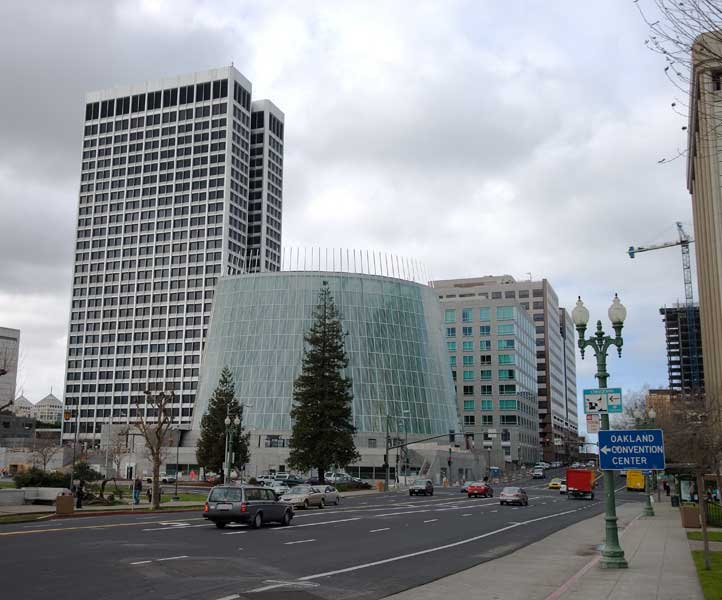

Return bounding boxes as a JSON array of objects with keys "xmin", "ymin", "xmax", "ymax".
[
  {"xmin": 268, "ymin": 481, "xmax": 290, "ymax": 496},
  {"xmin": 532, "ymin": 468, "xmax": 546, "ymax": 479},
  {"xmin": 560, "ymin": 480, "xmax": 567, "ymax": 494},
  {"xmin": 256, "ymin": 476, "xmax": 275, "ymax": 487}
]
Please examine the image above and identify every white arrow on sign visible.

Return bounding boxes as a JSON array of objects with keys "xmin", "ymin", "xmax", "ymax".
[{"xmin": 600, "ymin": 446, "xmax": 610, "ymax": 455}]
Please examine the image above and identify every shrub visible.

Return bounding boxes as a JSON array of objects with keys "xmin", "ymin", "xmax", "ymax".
[
  {"xmin": 247, "ymin": 477, "xmax": 258, "ymax": 485},
  {"xmin": 13, "ymin": 468, "xmax": 70, "ymax": 489},
  {"xmin": 335, "ymin": 481, "xmax": 372, "ymax": 492},
  {"xmin": 74, "ymin": 461, "xmax": 104, "ymax": 482}
]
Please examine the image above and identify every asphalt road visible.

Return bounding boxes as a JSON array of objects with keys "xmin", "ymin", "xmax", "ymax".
[{"xmin": 0, "ymin": 472, "xmax": 644, "ymax": 600}]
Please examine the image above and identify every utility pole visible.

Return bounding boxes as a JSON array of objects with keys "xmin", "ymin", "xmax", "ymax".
[{"xmin": 384, "ymin": 414, "xmax": 391, "ymax": 492}]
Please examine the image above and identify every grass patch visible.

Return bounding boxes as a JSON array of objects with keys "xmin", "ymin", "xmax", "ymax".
[
  {"xmin": 688, "ymin": 531, "xmax": 722, "ymax": 542},
  {"xmin": 0, "ymin": 481, "xmax": 16, "ymax": 489},
  {"xmin": 0, "ymin": 513, "xmax": 53, "ymax": 525},
  {"xmin": 692, "ymin": 550, "xmax": 722, "ymax": 600},
  {"xmin": 161, "ymin": 492, "xmax": 206, "ymax": 503}
]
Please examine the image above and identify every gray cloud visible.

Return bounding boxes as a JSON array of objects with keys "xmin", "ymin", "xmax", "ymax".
[{"xmin": 0, "ymin": 1, "xmax": 691, "ymax": 420}]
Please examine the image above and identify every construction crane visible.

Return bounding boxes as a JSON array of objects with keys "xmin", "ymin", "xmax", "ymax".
[{"xmin": 628, "ymin": 222, "xmax": 701, "ymax": 390}]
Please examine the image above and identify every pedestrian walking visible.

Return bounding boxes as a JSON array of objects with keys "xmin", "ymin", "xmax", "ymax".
[
  {"xmin": 146, "ymin": 488, "xmax": 152, "ymax": 503},
  {"xmin": 76, "ymin": 480, "xmax": 85, "ymax": 509},
  {"xmin": 133, "ymin": 476, "xmax": 142, "ymax": 505}
]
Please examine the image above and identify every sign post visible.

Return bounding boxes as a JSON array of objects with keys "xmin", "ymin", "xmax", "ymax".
[{"xmin": 598, "ymin": 429, "xmax": 665, "ymax": 471}]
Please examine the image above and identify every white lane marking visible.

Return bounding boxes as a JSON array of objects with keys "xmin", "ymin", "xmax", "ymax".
[
  {"xmin": 223, "ymin": 530, "xmax": 248, "ymax": 535},
  {"xmin": 142, "ymin": 523, "xmax": 209, "ymax": 532},
  {"xmin": 276, "ymin": 517, "xmax": 361, "ymax": 530},
  {"xmin": 157, "ymin": 555, "xmax": 188, "ymax": 561},
  {"xmin": 247, "ymin": 580, "xmax": 319, "ymax": 593},
  {"xmin": 490, "ymin": 510, "xmax": 498, "ymax": 513},
  {"xmin": 370, "ymin": 528, "xmax": 390, "ymax": 533},
  {"xmin": 297, "ymin": 508, "xmax": 580, "ymax": 581},
  {"xmin": 130, "ymin": 560, "xmax": 152, "ymax": 565},
  {"xmin": 461, "ymin": 513, "xmax": 472, "ymax": 517},
  {"xmin": 423, "ymin": 519, "xmax": 438, "ymax": 523},
  {"xmin": 284, "ymin": 539, "xmax": 316, "ymax": 545},
  {"xmin": 214, "ymin": 595, "xmax": 240, "ymax": 600},
  {"xmin": 377, "ymin": 509, "xmax": 431, "ymax": 517}
]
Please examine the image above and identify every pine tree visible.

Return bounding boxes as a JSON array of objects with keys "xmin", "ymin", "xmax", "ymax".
[
  {"xmin": 196, "ymin": 367, "xmax": 250, "ymax": 481},
  {"xmin": 288, "ymin": 283, "xmax": 359, "ymax": 483}
]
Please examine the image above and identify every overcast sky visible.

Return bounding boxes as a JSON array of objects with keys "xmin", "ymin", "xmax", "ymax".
[{"xmin": 0, "ymin": 1, "xmax": 693, "ymax": 431}]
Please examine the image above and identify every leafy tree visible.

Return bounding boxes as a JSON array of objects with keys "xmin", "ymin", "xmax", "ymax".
[
  {"xmin": 288, "ymin": 283, "xmax": 359, "ymax": 484},
  {"xmin": 196, "ymin": 367, "xmax": 250, "ymax": 481},
  {"xmin": 74, "ymin": 461, "xmax": 104, "ymax": 482}
]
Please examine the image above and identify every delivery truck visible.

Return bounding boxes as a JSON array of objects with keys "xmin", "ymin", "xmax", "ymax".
[
  {"xmin": 566, "ymin": 468, "xmax": 595, "ymax": 500},
  {"xmin": 626, "ymin": 469, "xmax": 645, "ymax": 492}
]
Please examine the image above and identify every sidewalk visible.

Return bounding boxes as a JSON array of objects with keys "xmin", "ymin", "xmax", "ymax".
[{"xmin": 386, "ymin": 498, "xmax": 702, "ymax": 600}]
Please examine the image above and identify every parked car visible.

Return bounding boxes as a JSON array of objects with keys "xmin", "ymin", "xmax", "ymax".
[
  {"xmin": 267, "ymin": 481, "xmax": 290, "ymax": 497},
  {"xmin": 203, "ymin": 485, "xmax": 293, "ymax": 529},
  {"xmin": 274, "ymin": 473, "xmax": 305, "ymax": 486},
  {"xmin": 551, "ymin": 461, "xmax": 562, "ymax": 469},
  {"xmin": 571, "ymin": 462, "xmax": 581, "ymax": 469},
  {"xmin": 532, "ymin": 468, "xmax": 545, "ymax": 479},
  {"xmin": 256, "ymin": 476, "xmax": 275, "ymax": 487},
  {"xmin": 326, "ymin": 472, "xmax": 353, "ymax": 484},
  {"xmin": 467, "ymin": 481, "xmax": 494, "ymax": 498},
  {"xmin": 280, "ymin": 485, "xmax": 326, "ymax": 509},
  {"xmin": 409, "ymin": 478, "xmax": 434, "ymax": 496},
  {"xmin": 499, "ymin": 486, "xmax": 529, "ymax": 506},
  {"xmin": 145, "ymin": 474, "xmax": 176, "ymax": 484},
  {"xmin": 548, "ymin": 477, "xmax": 562, "ymax": 490},
  {"xmin": 305, "ymin": 476, "xmax": 321, "ymax": 485}
]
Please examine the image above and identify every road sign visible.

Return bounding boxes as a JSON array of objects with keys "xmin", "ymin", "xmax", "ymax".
[
  {"xmin": 586, "ymin": 414, "xmax": 600, "ymax": 434},
  {"xmin": 598, "ymin": 429, "xmax": 665, "ymax": 470},
  {"xmin": 583, "ymin": 388, "xmax": 623, "ymax": 414}
]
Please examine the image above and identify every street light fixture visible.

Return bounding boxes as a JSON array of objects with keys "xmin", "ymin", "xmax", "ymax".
[
  {"xmin": 224, "ymin": 411, "xmax": 242, "ymax": 483},
  {"xmin": 572, "ymin": 294, "xmax": 629, "ymax": 569}
]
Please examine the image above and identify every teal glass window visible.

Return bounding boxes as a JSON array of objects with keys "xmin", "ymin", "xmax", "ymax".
[
  {"xmin": 479, "ymin": 325, "xmax": 491, "ymax": 336},
  {"xmin": 498, "ymin": 354, "xmax": 514, "ymax": 365},
  {"xmin": 479, "ymin": 340, "xmax": 491, "ymax": 350},
  {"xmin": 462, "ymin": 341, "xmax": 474, "ymax": 352},
  {"xmin": 482, "ymin": 415, "xmax": 494, "ymax": 425},
  {"xmin": 498, "ymin": 339, "xmax": 515, "ymax": 350},
  {"xmin": 444, "ymin": 309, "xmax": 456, "ymax": 323},
  {"xmin": 463, "ymin": 399, "xmax": 475, "ymax": 411},
  {"xmin": 500, "ymin": 399, "xmax": 518, "ymax": 410},
  {"xmin": 449, "ymin": 356, "xmax": 457, "ymax": 367},
  {"xmin": 462, "ymin": 308, "xmax": 472, "ymax": 322},
  {"xmin": 498, "ymin": 369, "xmax": 515, "ymax": 380},
  {"xmin": 499, "ymin": 384, "xmax": 516, "ymax": 395},
  {"xmin": 496, "ymin": 306, "xmax": 515, "ymax": 320},
  {"xmin": 479, "ymin": 307, "xmax": 490, "ymax": 322},
  {"xmin": 497, "ymin": 324, "xmax": 514, "ymax": 336},
  {"xmin": 480, "ymin": 385, "xmax": 492, "ymax": 395},
  {"xmin": 463, "ymin": 355, "xmax": 474, "ymax": 366},
  {"xmin": 447, "ymin": 341, "xmax": 457, "ymax": 352},
  {"xmin": 481, "ymin": 399, "xmax": 493, "ymax": 410},
  {"xmin": 462, "ymin": 326, "xmax": 473, "ymax": 337},
  {"xmin": 447, "ymin": 327, "xmax": 456, "ymax": 337},
  {"xmin": 480, "ymin": 369, "xmax": 492, "ymax": 380},
  {"xmin": 500, "ymin": 415, "xmax": 517, "ymax": 425},
  {"xmin": 463, "ymin": 370, "xmax": 474, "ymax": 381}
]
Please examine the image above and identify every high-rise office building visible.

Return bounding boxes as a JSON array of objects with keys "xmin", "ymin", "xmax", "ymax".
[
  {"xmin": 659, "ymin": 305, "xmax": 704, "ymax": 393},
  {"xmin": 0, "ymin": 327, "xmax": 20, "ymax": 409},
  {"xmin": 432, "ymin": 276, "xmax": 577, "ymax": 462},
  {"xmin": 688, "ymin": 33, "xmax": 722, "ymax": 401},
  {"xmin": 62, "ymin": 67, "xmax": 284, "ymax": 445}
]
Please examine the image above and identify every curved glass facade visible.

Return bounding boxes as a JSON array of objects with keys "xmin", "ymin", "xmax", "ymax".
[{"xmin": 192, "ymin": 271, "xmax": 458, "ymax": 437}]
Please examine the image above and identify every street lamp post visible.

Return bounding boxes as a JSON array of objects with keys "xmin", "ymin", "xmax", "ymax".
[
  {"xmin": 224, "ymin": 407, "xmax": 241, "ymax": 484},
  {"xmin": 634, "ymin": 407, "xmax": 657, "ymax": 517},
  {"xmin": 572, "ymin": 294, "xmax": 629, "ymax": 569},
  {"xmin": 402, "ymin": 410, "xmax": 410, "ymax": 487}
]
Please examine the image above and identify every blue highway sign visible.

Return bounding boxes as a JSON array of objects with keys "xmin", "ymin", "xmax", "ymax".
[{"xmin": 598, "ymin": 429, "xmax": 665, "ymax": 470}]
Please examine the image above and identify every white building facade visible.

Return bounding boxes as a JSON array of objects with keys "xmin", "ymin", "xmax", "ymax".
[{"xmin": 62, "ymin": 66, "xmax": 284, "ymax": 446}]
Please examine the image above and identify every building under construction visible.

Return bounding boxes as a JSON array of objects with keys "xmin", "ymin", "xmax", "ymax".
[{"xmin": 659, "ymin": 305, "xmax": 704, "ymax": 393}]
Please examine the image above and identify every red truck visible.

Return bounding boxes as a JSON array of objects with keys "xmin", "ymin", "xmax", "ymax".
[{"xmin": 566, "ymin": 469, "xmax": 595, "ymax": 500}]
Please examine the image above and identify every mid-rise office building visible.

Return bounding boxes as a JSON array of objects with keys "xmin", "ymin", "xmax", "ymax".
[
  {"xmin": 688, "ymin": 33, "xmax": 722, "ymax": 402},
  {"xmin": 436, "ymin": 294, "xmax": 539, "ymax": 465},
  {"xmin": 62, "ymin": 67, "xmax": 284, "ymax": 445},
  {"xmin": 433, "ymin": 276, "xmax": 578, "ymax": 462},
  {"xmin": 659, "ymin": 305, "xmax": 704, "ymax": 393},
  {"xmin": 0, "ymin": 327, "xmax": 20, "ymax": 410}
]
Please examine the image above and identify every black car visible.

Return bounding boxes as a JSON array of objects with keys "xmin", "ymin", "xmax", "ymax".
[
  {"xmin": 204, "ymin": 485, "xmax": 293, "ymax": 529},
  {"xmin": 409, "ymin": 478, "xmax": 434, "ymax": 496}
]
